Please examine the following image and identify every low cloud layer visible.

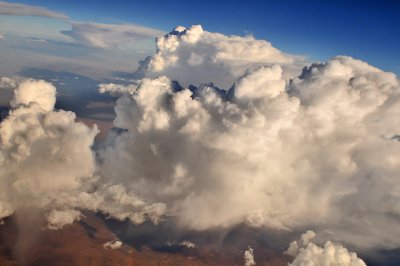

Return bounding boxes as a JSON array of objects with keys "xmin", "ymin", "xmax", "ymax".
[
  {"xmin": 1, "ymin": 25, "xmax": 400, "ymax": 260},
  {"xmin": 0, "ymin": 1, "xmax": 68, "ymax": 19},
  {"xmin": 62, "ymin": 22, "xmax": 163, "ymax": 49}
]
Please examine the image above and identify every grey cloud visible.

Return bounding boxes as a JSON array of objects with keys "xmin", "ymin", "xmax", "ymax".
[
  {"xmin": 62, "ymin": 22, "xmax": 164, "ymax": 49},
  {"xmin": 0, "ymin": 1, "xmax": 68, "ymax": 19}
]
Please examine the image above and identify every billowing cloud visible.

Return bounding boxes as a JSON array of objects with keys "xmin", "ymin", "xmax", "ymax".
[
  {"xmin": 62, "ymin": 22, "xmax": 164, "ymax": 49},
  {"xmin": 0, "ymin": 77, "xmax": 98, "ymax": 223},
  {"xmin": 11, "ymin": 79, "xmax": 56, "ymax": 111},
  {"xmin": 287, "ymin": 231, "xmax": 366, "ymax": 266},
  {"xmin": 244, "ymin": 246, "xmax": 256, "ymax": 266},
  {"xmin": 0, "ymin": 77, "xmax": 166, "ymax": 229},
  {"xmin": 134, "ymin": 25, "xmax": 303, "ymax": 88},
  {"xmin": 2, "ymin": 24, "xmax": 400, "ymax": 261},
  {"xmin": 0, "ymin": 1, "xmax": 68, "ymax": 19},
  {"xmin": 99, "ymin": 25, "xmax": 400, "ymax": 251}
]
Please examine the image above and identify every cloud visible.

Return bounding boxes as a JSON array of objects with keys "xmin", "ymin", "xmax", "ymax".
[
  {"xmin": 0, "ymin": 1, "xmax": 68, "ymax": 19},
  {"xmin": 180, "ymin": 240, "xmax": 196, "ymax": 248},
  {"xmin": 1, "ymin": 25, "xmax": 400, "ymax": 262},
  {"xmin": 46, "ymin": 209, "xmax": 82, "ymax": 230},
  {"xmin": 98, "ymin": 26, "xmax": 400, "ymax": 251},
  {"xmin": 134, "ymin": 25, "xmax": 304, "ymax": 88},
  {"xmin": 0, "ymin": 33, "xmax": 4, "ymax": 39},
  {"xmin": 103, "ymin": 240, "xmax": 123, "ymax": 250},
  {"xmin": 244, "ymin": 246, "xmax": 256, "ymax": 266},
  {"xmin": 61, "ymin": 22, "xmax": 164, "ymax": 49},
  {"xmin": 0, "ymin": 77, "xmax": 98, "ymax": 224},
  {"xmin": 11, "ymin": 79, "xmax": 56, "ymax": 111},
  {"xmin": 0, "ymin": 77, "xmax": 166, "ymax": 229},
  {"xmin": 287, "ymin": 231, "xmax": 366, "ymax": 266}
]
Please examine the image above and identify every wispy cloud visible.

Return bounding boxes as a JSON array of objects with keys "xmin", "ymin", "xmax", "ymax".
[
  {"xmin": 61, "ymin": 22, "xmax": 164, "ymax": 49},
  {"xmin": 0, "ymin": 1, "xmax": 68, "ymax": 19}
]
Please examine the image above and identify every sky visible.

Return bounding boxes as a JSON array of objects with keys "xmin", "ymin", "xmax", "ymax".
[
  {"xmin": 0, "ymin": 0, "xmax": 398, "ymax": 76},
  {"xmin": 1, "ymin": 1, "xmax": 400, "ymax": 265}
]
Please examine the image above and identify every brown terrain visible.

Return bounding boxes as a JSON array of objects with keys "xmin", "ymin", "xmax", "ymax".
[{"xmin": 0, "ymin": 213, "xmax": 290, "ymax": 266}]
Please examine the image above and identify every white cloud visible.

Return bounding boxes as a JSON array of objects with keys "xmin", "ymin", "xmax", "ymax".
[
  {"xmin": 99, "ymin": 25, "xmax": 400, "ymax": 250},
  {"xmin": 134, "ymin": 25, "xmax": 304, "ymax": 88},
  {"xmin": 288, "ymin": 231, "xmax": 366, "ymax": 266},
  {"xmin": 244, "ymin": 246, "xmax": 256, "ymax": 266},
  {"xmin": 1, "ymin": 24, "xmax": 400, "ymax": 260},
  {"xmin": 0, "ymin": 1, "xmax": 68, "ymax": 19},
  {"xmin": 103, "ymin": 240, "xmax": 123, "ymax": 250},
  {"xmin": 46, "ymin": 209, "xmax": 82, "ymax": 230},
  {"xmin": 0, "ymin": 77, "xmax": 167, "ymax": 229},
  {"xmin": 180, "ymin": 240, "xmax": 196, "ymax": 248},
  {"xmin": 0, "ymin": 78, "xmax": 98, "ymax": 223},
  {"xmin": 62, "ymin": 22, "xmax": 164, "ymax": 49},
  {"xmin": 11, "ymin": 79, "xmax": 56, "ymax": 111}
]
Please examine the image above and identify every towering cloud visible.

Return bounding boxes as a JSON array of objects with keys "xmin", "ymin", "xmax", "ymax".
[
  {"xmin": 99, "ymin": 26, "xmax": 400, "ymax": 251},
  {"xmin": 0, "ymin": 78, "xmax": 98, "ymax": 225},
  {"xmin": 0, "ymin": 78, "xmax": 166, "ymax": 230},
  {"xmin": 1, "ymin": 25, "xmax": 400, "ymax": 260}
]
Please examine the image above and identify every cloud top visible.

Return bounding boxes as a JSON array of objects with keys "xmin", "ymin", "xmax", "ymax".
[
  {"xmin": 11, "ymin": 79, "xmax": 56, "ymax": 111},
  {"xmin": 134, "ymin": 25, "xmax": 300, "ymax": 88}
]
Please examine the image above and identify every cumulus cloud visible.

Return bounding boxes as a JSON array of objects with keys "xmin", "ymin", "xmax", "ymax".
[
  {"xmin": 99, "ymin": 25, "xmax": 400, "ymax": 250},
  {"xmin": 11, "ymin": 79, "xmax": 56, "ymax": 111},
  {"xmin": 134, "ymin": 25, "xmax": 303, "ymax": 88},
  {"xmin": 0, "ymin": 77, "xmax": 166, "ymax": 229},
  {"xmin": 46, "ymin": 209, "xmax": 82, "ymax": 230},
  {"xmin": 0, "ymin": 1, "xmax": 68, "ymax": 19},
  {"xmin": 287, "ymin": 231, "xmax": 366, "ymax": 266},
  {"xmin": 0, "ymin": 77, "xmax": 98, "ymax": 224},
  {"xmin": 244, "ymin": 246, "xmax": 256, "ymax": 266},
  {"xmin": 2, "ymin": 24, "xmax": 400, "ymax": 261},
  {"xmin": 62, "ymin": 22, "xmax": 163, "ymax": 49},
  {"xmin": 180, "ymin": 240, "xmax": 196, "ymax": 248},
  {"xmin": 103, "ymin": 240, "xmax": 123, "ymax": 250}
]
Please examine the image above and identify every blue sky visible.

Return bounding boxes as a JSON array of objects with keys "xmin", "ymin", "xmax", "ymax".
[{"xmin": 0, "ymin": 0, "xmax": 399, "ymax": 77}]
